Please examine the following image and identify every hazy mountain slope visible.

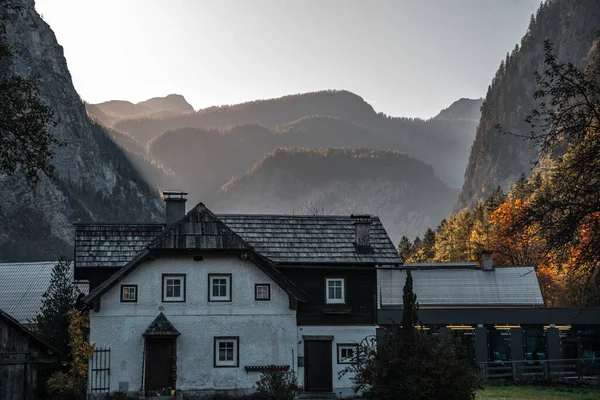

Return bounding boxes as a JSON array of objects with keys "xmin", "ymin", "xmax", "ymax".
[
  {"xmin": 0, "ymin": 0, "xmax": 163, "ymax": 261},
  {"xmin": 134, "ymin": 91, "xmax": 480, "ymax": 186},
  {"xmin": 86, "ymin": 94, "xmax": 194, "ymax": 127},
  {"xmin": 455, "ymin": 0, "xmax": 600, "ymax": 210},
  {"xmin": 215, "ymin": 148, "xmax": 459, "ymax": 243},
  {"xmin": 433, "ymin": 98, "xmax": 483, "ymax": 122},
  {"xmin": 146, "ymin": 116, "xmax": 427, "ymax": 206}
]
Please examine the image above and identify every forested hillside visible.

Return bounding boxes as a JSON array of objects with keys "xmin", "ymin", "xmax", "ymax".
[
  {"xmin": 456, "ymin": 0, "xmax": 600, "ymax": 210},
  {"xmin": 215, "ymin": 148, "xmax": 459, "ymax": 242}
]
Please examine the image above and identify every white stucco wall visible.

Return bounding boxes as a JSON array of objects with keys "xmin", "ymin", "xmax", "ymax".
[
  {"xmin": 88, "ymin": 254, "xmax": 296, "ymax": 393},
  {"xmin": 296, "ymin": 325, "xmax": 375, "ymax": 397}
]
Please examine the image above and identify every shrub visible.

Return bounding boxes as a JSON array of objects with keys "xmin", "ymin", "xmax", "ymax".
[
  {"xmin": 46, "ymin": 371, "xmax": 86, "ymax": 400},
  {"xmin": 253, "ymin": 370, "xmax": 298, "ymax": 400}
]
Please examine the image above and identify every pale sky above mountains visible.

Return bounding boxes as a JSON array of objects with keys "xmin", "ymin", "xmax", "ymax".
[{"xmin": 36, "ymin": 0, "xmax": 541, "ymax": 119}]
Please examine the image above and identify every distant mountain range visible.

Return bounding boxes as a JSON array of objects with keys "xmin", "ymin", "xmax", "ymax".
[
  {"xmin": 88, "ymin": 91, "xmax": 482, "ymax": 189},
  {"xmin": 85, "ymin": 92, "xmax": 481, "ymax": 243}
]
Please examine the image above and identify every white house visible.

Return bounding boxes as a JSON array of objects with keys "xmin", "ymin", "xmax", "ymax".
[{"xmin": 79, "ymin": 192, "xmax": 401, "ymax": 397}]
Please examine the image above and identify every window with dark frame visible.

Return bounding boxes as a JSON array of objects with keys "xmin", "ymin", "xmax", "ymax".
[
  {"xmin": 214, "ymin": 336, "xmax": 239, "ymax": 367},
  {"xmin": 326, "ymin": 278, "xmax": 345, "ymax": 304},
  {"xmin": 120, "ymin": 285, "xmax": 138, "ymax": 302},
  {"xmin": 337, "ymin": 343, "xmax": 358, "ymax": 364},
  {"xmin": 162, "ymin": 274, "xmax": 185, "ymax": 302},
  {"xmin": 209, "ymin": 274, "xmax": 232, "ymax": 302},
  {"xmin": 255, "ymin": 283, "xmax": 271, "ymax": 301}
]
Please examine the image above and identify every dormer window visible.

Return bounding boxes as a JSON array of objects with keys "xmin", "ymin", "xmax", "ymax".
[{"xmin": 326, "ymin": 278, "xmax": 345, "ymax": 304}]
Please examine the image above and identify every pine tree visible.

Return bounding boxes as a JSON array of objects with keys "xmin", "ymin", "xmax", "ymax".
[
  {"xmin": 401, "ymin": 270, "xmax": 419, "ymax": 333},
  {"xmin": 421, "ymin": 228, "xmax": 436, "ymax": 260},
  {"xmin": 33, "ymin": 257, "xmax": 80, "ymax": 354},
  {"xmin": 397, "ymin": 236, "xmax": 413, "ymax": 263}
]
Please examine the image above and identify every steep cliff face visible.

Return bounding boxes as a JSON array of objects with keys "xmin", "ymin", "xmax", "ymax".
[
  {"xmin": 215, "ymin": 148, "xmax": 459, "ymax": 244},
  {"xmin": 0, "ymin": 0, "xmax": 163, "ymax": 261},
  {"xmin": 455, "ymin": 0, "xmax": 600, "ymax": 210}
]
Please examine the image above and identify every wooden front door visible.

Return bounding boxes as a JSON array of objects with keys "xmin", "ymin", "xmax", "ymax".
[
  {"xmin": 304, "ymin": 340, "xmax": 333, "ymax": 392},
  {"xmin": 145, "ymin": 338, "xmax": 176, "ymax": 392}
]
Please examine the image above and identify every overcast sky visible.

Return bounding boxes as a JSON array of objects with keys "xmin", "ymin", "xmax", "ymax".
[{"xmin": 36, "ymin": 0, "xmax": 541, "ymax": 119}]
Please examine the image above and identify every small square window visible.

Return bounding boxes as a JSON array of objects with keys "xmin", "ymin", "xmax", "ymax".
[
  {"xmin": 326, "ymin": 278, "xmax": 345, "ymax": 304},
  {"xmin": 255, "ymin": 284, "xmax": 271, "ymax": 301},
  {"xmin": 337, "ymin": 344, "xmax": 358, "ymax": 364},
  {"xmin": 214, "ymin": 337, "xmax": 239, "ymax": 367},
  {"xmin": 120, "ymin": 285, "xmax": 138, "ymax": 302},
  {"xmin": 162, "ymin": 274, "xmax": 185, "ymax": 302},
  {"xmin": 209, "ymin": 274, "xmax": 232, "ymax": 302}
]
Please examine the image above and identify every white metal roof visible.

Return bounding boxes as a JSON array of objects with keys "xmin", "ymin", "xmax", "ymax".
[
  {"xmin": 0, "ymin": 261, "xmax": 88, "ymax": 323},
  {"xmin": 378, "ymin": 266, "xmax": 544, "ymax": 308}
]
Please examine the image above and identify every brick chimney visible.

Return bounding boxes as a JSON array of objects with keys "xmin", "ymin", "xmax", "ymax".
[
  {"xmin": 481, "ymin": 250, "xmax": 493, "ymax": 271},
  {"xmin": 163, "ymin": 191, "xmax": 187, "ymax": 225},
  {"xmin": 351, "ymin": 214, "xmax": 372, "ymax": 248}
]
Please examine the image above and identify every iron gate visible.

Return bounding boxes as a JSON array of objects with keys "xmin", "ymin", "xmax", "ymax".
[{"xmin": 89, "ymin": 347, "xmax": 110, "ymax": 393}]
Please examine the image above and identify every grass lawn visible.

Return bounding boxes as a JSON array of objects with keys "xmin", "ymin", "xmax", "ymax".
[{"xmin": 477, "ymin": 385, "xmax": 600, "ymax": 400}]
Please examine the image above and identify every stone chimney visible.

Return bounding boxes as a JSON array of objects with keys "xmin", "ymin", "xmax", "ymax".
[
  {"xmin": 163, "ymin": 191, "xmax": 187, "ymax": 225},
  {"xmin": 351, "ymin": 214, "xmax": 372, "ymax": 248},
  {"xmin": 481, "ymin": 250, "xmax": 493, "ymax": 271}
]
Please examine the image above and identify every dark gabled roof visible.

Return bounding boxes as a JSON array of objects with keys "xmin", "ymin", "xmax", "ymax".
[
  {"xmin": 82, "ymin": 204, "xmax": 308, "ymax": 306},
  {"xmin": 0, "ymin": 308, "xmax": 64, "ymax": 357},
  {"xmin": 75, "ymin": 224, "xmax": 165, "ymax": 268},
  {"xmin": 143, "ymin": 313, "xmax": 180, "ymax": 337},
  {"xmin": 219, "ymin": 214, "xmax": 401, "ymax": 265},
  {"xmin": 149, "ymin": 205, "xmax": 248, "ymax": 251}
]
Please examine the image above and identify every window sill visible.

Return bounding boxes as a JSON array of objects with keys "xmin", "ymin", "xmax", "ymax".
[
  {"xmin": 322, "ymin": 307, "xmax": 352, "ymax": 315},
  {"xmin": 244, "ymin": 365, "xmax": 290, "ymax": 373}
]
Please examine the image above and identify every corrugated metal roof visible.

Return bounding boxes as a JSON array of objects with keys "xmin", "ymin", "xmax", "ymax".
[
  {"xmin": 0, "ymin": 262, "xmax": 88, "ymax": 324},
  {"xmin": 219, "ymin": 214, "xmax": 401, "ymax": 265},
  {"xmin": 75, "ymin": 224, "xmax": 165, "ymax": 268},
  {"xmin": 377, "ymin": 267, "xmax": 544, "ymax": 307},
  {"xmin": 404, "ymin": 262, "xmax": 478, "ymax": 269}
]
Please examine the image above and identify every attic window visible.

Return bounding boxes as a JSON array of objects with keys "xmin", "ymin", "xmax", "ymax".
[{"xmin": 120, "ymin": 285, "xmax": 138, "ymax": 303}]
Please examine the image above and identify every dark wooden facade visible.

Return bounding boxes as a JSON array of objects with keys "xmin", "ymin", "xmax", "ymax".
[
  {"xmin": 0, "ymin": 310, "xmax": 63, "ymax": 400},
  {"xmin": 280, "ymin": 266, "xmax": 377, "ymax": 325}
]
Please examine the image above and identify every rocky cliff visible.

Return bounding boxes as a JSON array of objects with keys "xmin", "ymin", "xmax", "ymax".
[
  {"xmin": 0, "ymin": 0, "xmax": 163, "ymax": 261},
  {"xmin": 455, "ymin": 0, "xmax": 600, "ymax": 210}
]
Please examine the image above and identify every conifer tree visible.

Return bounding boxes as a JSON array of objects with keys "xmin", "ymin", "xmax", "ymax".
[
  {"xmin": 33, "ymin": 257, "xmax": 80, "ymax": 354},
  {"xmin": 402, "ymin": 270, "xmax": 419, "ymax": 334},
  {"xmin": 397, "ymin": 236, "xmax": 413, "ymax": 263}
]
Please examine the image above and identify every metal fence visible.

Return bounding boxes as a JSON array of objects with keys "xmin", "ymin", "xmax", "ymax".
[
  {"xmin": 479, "ymin": 358, "xmax": 600, "ymax": 381},
  {"xmin": 89, "ymin": 347, "xmax": 110, "ymax": 393}
]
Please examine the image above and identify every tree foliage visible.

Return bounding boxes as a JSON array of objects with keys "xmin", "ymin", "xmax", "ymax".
[
  {"xmin": 47, "ymin": 310, "xmax": 94, "ymax": 400},
  {"xmin": 341, "ymin": 273, "xmax": 481, "ymax": 399},
  {"xmin": 33, "ymin": 257, "xmax": 80, "ymax": 354},
  {"xmin": 407, "ymin": 42, "xmax": 600, "ymax": 306},
  {"xmin": 0, "ymin": 4, "xmax": 61, "ymax": 186}
]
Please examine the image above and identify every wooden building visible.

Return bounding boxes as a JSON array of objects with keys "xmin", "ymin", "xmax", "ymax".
[{"xmin": 0, "ymin": 308, "xmax": 63, "ymax": 400}]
